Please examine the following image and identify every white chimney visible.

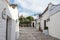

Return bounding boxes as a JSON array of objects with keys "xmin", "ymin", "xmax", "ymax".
[
  {"xmin": 5, "ymin": 0, "xmax": 9, "ymax": 4},
  {"xmin": 48, "ymin": 2, "xmax": 54, "ymax": 9}
]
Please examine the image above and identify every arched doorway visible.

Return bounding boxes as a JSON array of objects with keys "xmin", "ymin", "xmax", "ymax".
[{"xmin": 33, "ymin": 22, "xmax": 34, "ymax": 28}]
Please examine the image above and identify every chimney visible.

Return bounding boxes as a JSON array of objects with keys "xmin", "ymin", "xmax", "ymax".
[
  {"xmin": 10, "ymin": 4, "xmax": 17, "ymax": 9},
  {"xmin": 48, "ymin": 2, "xmax": 54, "ymax": 9},
  {"xmin": 5, "ymin": 0, "xmax": 10, "ymax": 4}
]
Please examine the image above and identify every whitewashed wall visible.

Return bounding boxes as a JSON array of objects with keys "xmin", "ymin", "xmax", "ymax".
[
  {"xmin": 7, "ymin": 4, "xmax": 19, "ymax": 40},
  {"xmin": 40, "ymin": 3, "xmax": 60, "ymax": 39},
  {"xmin": 31, "ymin": 21, "xmax": 36, "ymax": 27},
  {"xmin": 40, "ymin": 10, "xmax": 49, "ymax": 30},
  {"xmin": 47, "ymin": 5, "xmax": 60, "ymax": 39},
  {"xmin": 48, "ymin": 11, "xmax": 60, "ymax": 39},
  {"xmin": 0, "ymin": 0, "xmax": 10, "ymax": 40},
  {"xmin": 36, "ymin": 19, "xmax": 40, "ymax": 29},
  {"xmin": 0, "ymin": 0, "xmax": 19, "ymax": 40}
]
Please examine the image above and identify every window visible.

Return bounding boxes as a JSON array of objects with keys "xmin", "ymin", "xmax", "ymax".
[{"xmin": 47, "ymin": 18, "xmax": 50, "ymax": 22}]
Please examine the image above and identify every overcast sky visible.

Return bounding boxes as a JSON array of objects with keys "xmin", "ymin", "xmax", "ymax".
[{"xmin": 10, "ymin": 0, "xmax": 60, "ymax": 18}]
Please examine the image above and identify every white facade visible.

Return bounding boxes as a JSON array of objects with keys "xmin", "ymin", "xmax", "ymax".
[
  {"xmin": 8, "ymin": 4, "xmax": 19, "ymax": 40},
  {"xmin": 0, "ymin": 0, "xmax": 19, "ymax": 40},
  {"xmin": 31, "ymin": 21, "xmax": 36, "ymax": 28},
  {"xmin": 40, "ymin": 3, "xmax": 60, "ymax": 39},
  {"xmin": 35, "ymin": 19, "xmax": 40, "ymax": 29},
  {"xmin": 31, "ymin": 19, "xmax": 40, "ymax": 29}
]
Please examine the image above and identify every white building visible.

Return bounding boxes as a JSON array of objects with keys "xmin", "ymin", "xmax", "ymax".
[
  {"xmin": 35, "ymin": 19, "xmax": 40, "ymax": 29},
  {"xmin": 31, "ymin": 19, "xmax": 40, "ymax": 29},
  {"xmin": 39, "ymin": 3, "xmax": 60, "ymax": 39},
  {"xmin": 0, "ymin": 0, "xmax": 19, "ymax": 40},
  {"xmin": 31, "ymin": 21, "xmax": 36, "ymax": 28}
]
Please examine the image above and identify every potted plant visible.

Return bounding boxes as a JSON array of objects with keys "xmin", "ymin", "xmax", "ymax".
[{"xmin": 44, "ymin": 27, "xmax": 48, "ymax": 30}]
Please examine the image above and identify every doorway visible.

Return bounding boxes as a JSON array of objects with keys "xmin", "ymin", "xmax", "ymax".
[
  {"xmin": 44, "ymin": 20, "xmax": 49, "ymax": 35},
  {"xmin": 6, "ymin": 16, "xmax": 11, "ymax": 40},
  {"xmin": 33, "ymin": 22, "xmax": 34, "ymax": 28},
  {"xmin": 6, "ymin": 17, "xmax": 8, "ymax": 40},
  {"xmin": 44, "ymin": 20, "xmax": 46, "ymax": 28}
]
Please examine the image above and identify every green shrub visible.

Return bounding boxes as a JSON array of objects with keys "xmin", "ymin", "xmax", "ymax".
[{"xmin": 44, "ymin": 27, "xmax": 48, "ymax": 30}]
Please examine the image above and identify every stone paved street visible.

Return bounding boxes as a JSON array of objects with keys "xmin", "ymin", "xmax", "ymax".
[{"xmin": 18, "ymin": 27, "xmax": 60, "ymax": 40}]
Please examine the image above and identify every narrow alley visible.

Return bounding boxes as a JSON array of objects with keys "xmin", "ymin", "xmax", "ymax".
[{"xmin": 18, "ymin": 27, "xmax": 60, "ymax": 40}]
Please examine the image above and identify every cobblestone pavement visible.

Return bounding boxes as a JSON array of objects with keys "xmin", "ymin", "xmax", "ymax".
[{"xmin": 18, "ymin": 27, "xmax": 60, "ymax": 40}]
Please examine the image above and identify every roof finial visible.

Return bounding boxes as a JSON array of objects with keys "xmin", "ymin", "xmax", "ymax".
[{"xmin": 48, "ymin": 2, "xmax": 54, "ymax": 9}]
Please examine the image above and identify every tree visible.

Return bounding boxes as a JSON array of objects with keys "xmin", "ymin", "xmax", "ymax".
[
  {"xmin": 26, "ymin": 16, "xmax": 34, "ymax": 22},
  {"xmin": 19, "ymin": 15, "xmax": 25, "ymax": 24},
  {"xmin": 19, "ymin": 16, "xmax": 34, "ymax": 24}
]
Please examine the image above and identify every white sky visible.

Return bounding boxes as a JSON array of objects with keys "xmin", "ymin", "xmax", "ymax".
[{"xmin": 14, "ymin": 0, "xmax": 60, "ymax": 18}]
